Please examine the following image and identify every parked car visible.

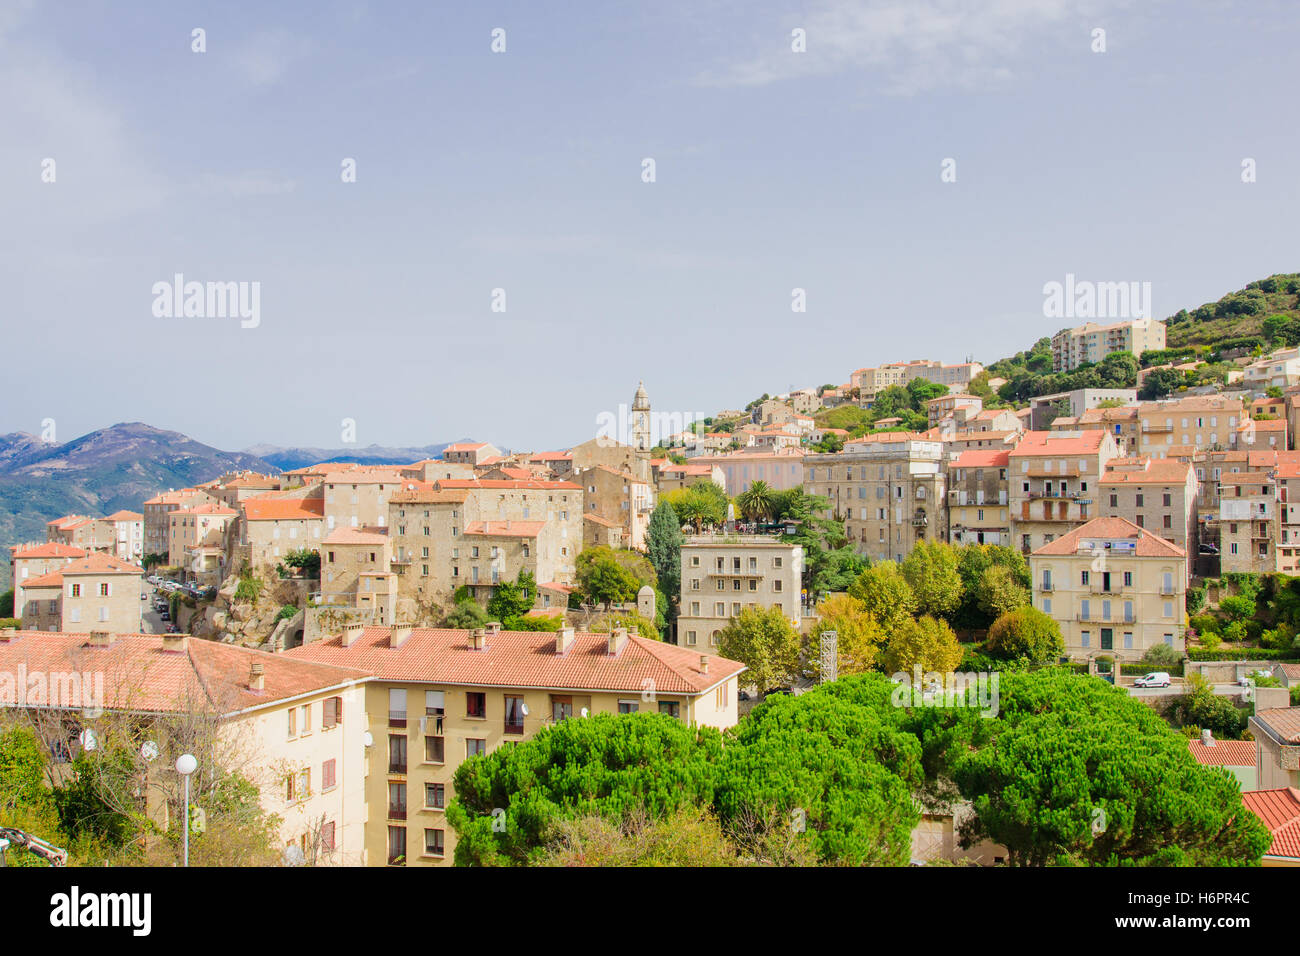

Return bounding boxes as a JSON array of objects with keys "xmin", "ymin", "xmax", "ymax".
[
  {"xmin": 141, "ymin": 592, "xmax": 148, "ymax": 601},
  {"xmin": 165, "ymin": 623, "xmax": 179, "ymax": 634},
  {"xmin": 159, "ymin": 609, "xmax": 170, "ymax": 621},
  {"xmin": 1134, "ymin": 672, "xmax": 1172, "ymax": 688},
  {"xmin": 1198, "ymin": 543, "xmax": 1220, "ymax": 554}
]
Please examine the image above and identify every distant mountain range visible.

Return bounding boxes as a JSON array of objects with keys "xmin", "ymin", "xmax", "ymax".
[
  {"xmin": 0, "ymin": 423, "xmax": 466, "ymax": 592},
  {"xmin": 243, "ymin": 441, "xmax": 466, "ymax": 472}
]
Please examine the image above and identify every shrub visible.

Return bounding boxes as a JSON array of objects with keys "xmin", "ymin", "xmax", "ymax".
[
  {"xmin": 1219, "ymin": 594, "xmax": 1256, "ymax": 622},
  {"xmin": 1189, "ymin": 613, "xmax": 1220, "ymax": 634},
  {"xmin": 1141, "ymin": 643, "xmax": 1183, "ymax": 667},
  {"xmin": 1185, "ymin": 587, "xmax": 1206, "ymax": 616},
  {"xmin": 1222, "ymin": 621, "xmax": 1247, "ymax": 642}
]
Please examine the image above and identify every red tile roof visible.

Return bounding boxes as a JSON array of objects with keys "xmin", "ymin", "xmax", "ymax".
[
  {"xmin": 1241, "ymin": 788, "xmax": 1300, "ymax": 860},
  {"xmin": 952, "ymin": 449, "xmax": 1011, "ymax": 468},
  {"xmin": 1030, "ymin": 516, "xmax": 1187, "ymax": 558},
  {"xmin": 1100, "ymin": 457, "xmax": 1194, "ymax": 485},
  {"xmin": 103, "ymin": 510, "xmax": 143, "ymax": 521},
  {"xmin": 1008, "ymin": 430, "xmax": 1109, "ymax": 457},
  {"xmin": 435, "ymin": 479, "xmax": 582, "ymax": 491},
  {"xmin": 9, "ymin": 543, "xmax": 88, "ymax": 560},
  {"xmin": 0, "ymin": 632, "xmax": 368, "ymax": 715},
  {"xmin": 322, "ymin": 527, "xmax": 389, "ymax": 545},
  {"xmin": 286, "ymin": 625, "xmax": 744, "ymax": 696},
  {"xmin": 1186, "ymin": 738, "xmax": 1256, "ymax": 767},
  {"xmin": 21, "ymin": 553, "xmax": 144, "ymax": 588},
  {"xmin": 242, "ymin": 495, "xmax": 326, "ymax": 521},
  {"xmin": 1252, "ymin": 707, "xmax": 1300, "ymax": 744}
]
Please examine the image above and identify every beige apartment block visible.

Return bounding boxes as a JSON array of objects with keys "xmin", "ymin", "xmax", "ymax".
[
  {"xmin": 947, "ymin": 449, "xmax": 1011, "ymax": 546},
  {"xmin": 10, "ymin": 542, "xmax": 88, "ymax": 620},
  {"xmin": 242, "ymin": 492, "xmax": 326, "ymax": 569},
  {"xmin": 167, "ymin": 502, "xmax": 238, "ymax": 575},
  {"xmin": 103, "ymin": 510, "xmax": 144, "ymax": 562},
  {"xmin": 676, "ymin": 535, "xmax": 803, "ymax": 654},
  {"xmin": 442, "ymin": 442, "xmax": 502, "ymax": 466},
  {"xmin": 1051, "ymin": 318, "xmax": 1166, "ymax": 372},
  {"xmin": 1008, "ymin": 430, "xmax": 1120, "ymax": 554},
  {"xmin": 1138, "ymin": 395, "xmax": 1244, "ymax": 458},
  {"xmin": 1218, "ymin": 472, "xmax": 1281, "ymax": 573},
  {"xmin": 17, "ymin": 553, "xmax": 144, "ymax": 633},
  {"xmin": 582, "ymin": 513, "xmax": 624, "ymax": 549},
  {"xmin": 1030, "ymin": 517, "xmax": 1186, "ymax": 662},
  {"xmin": 0, "ymin": 631, "xmax": 371, "ymax": 865},
  {"xmin": 710, "ymin": 447, "xmax": 805, "ymax": 494},
  {"xmin": 322, "ymin": 468, "xmax": 407, "ymax": 532},
  {"xmin": 655, "ymin": 461, "xmax": 727, "ymax": 493},
  {"xmin": 143, "ymin": 488, "xmax": 218, "ymax": 559},
  {"xmin": 956, "ymin": 407, "xmax": 1022, "ymax": 434},
  {"xmin": 388, "ymin": 479, "xmax": 582, "ymax": 606},
  {"xmin": 807, "ymin": 435, "xmax": 947, "ymax": 562},
  {"xmin": 1099, "ymin": 456, "xmax": 1198, "ymax": 565},
  {"xmin": 942, "ymin": 430, "xmax": 1024, "ymax": 453},
  {"xmin": 927, "ymin": 394, "xmax": 983, "ymax": 427},
  {"xmin": 286, "ymin": 621, "xmax": 745, "ymax": 866},
  {"xmin": 46, "ymin": 514, "xmax": 114, "ymax": 552},
  {"xmin": 525, "ymin": 451, "xmax": 575, "ymax": 479},
  {"xmin": 578, "ymin": 464, "xmax": 653, "ymax": 550},
  {"xmin": 206, "ymin": 471, "xmax": 282, "ymax": 509},
  {"xmin": 398, "ymin": 459, "xmax": 478, "ymax": 483},
  {"xmin": 322, "ymin": 527, "xmax": 394, "ymax": 607},
  {"xmin": 1245, "ymin": 346, "xmax": 1300, "ymax": 392},
  {"xmin": 1052, "ymin": 405, "xmax": 1141, "ymax": 454},
  {"xmin": 456, "ymin": 520, "xmax": 561, "ymax": 597}
]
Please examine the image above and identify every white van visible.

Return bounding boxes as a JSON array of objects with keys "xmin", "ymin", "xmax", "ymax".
[{"xmin": 1133, "ymin": 672, "xmax": 1171, "ymax": 688}]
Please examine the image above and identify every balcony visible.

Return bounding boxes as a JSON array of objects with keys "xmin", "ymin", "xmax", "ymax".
[
  {"xmin": 504, "ymin": 722, "xmax": 525, "ymax": 736},
  {"xmin": 388, "ymin": 712, "xmax": 407, "ymax": 729},
  {"xmin": 1088, "ymin": 583, "xmax": 1125, "ymax": 594},
  {"xmin": 388, "ymin": 806, "xmax": 407, "ymax": 821},
  {"xmin": 388, "ymin": 761, "xmax": 407, "ymax": 775}
]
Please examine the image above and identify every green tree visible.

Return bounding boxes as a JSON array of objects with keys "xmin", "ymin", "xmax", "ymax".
[
  {"xmin": 664, "ymin": 481, "xmax": 729, "ymax": 533},
  {"xmin": 575, "ymin": 546, "xmax": 644, "ymax": 609},
  {"xmin": 646, "ymin": 501, "xmax": 684, "ymax": 603},
  {"xmin": 716, "ymin": 606, "xmax": 802, "ymax": 693},
  {"xmin": 879, "ymin": 615, "xmax": 963, "ymax": 675},
  {"xmin": 974, "ymin": 564, "xmax": 1030, "ymax": 620},
  {"xmin": 1139, "ymin": 367, "xmax": 1184, "ymax": 400},
  {"xmin": 808, "ymin": 593, "xmax": 885, "ymax": 675},
  {"xmin": 0, "ymin": 588, "xmax": 13, "ymax": 618},
  {"xmin": 736, "ymin": 480, "xmax": 775, "ymax": 522},
  {"xmin": 901, "ymin": 541, "xmax": 963, "ymax": 619},
  {"xmin": 985, "ymin": 606, "xmax": 1064, "ymax": 662},
  {"xmin": 486, "ymin": 569, "xmax": 537, "ymax": 624},
  {"xmin": 848, "ymin": 561, "xmax": 917, "ymax": 633},
  {"xmin": 442, "ymin": 598, "xmax": 488, "ymax": 629}
]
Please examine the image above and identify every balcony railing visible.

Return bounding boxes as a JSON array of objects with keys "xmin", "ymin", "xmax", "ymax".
[
  {"xmin": 388, "ymin": 806, "xmax": 407, "ymax": 820},
  {"xmin": 388, "ymin": 712, "xmax": 407, "ymax": 728},
  {"xmin": 504, "ymin": 722, "xmax": 525, "ymax": 736},
  {"xmin": 388, "ymin": 761, "xmax": 407, "ymax": 774}
]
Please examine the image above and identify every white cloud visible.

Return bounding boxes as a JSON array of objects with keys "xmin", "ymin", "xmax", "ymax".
[{"xmin": 698, "ymin": 0, "xmax": 1123, "ymax": 94}]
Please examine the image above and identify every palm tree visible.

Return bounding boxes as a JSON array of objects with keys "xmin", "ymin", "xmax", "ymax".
[{"xmin": 736, "ymin": 480, "xmax": 774, "ymax": 523}]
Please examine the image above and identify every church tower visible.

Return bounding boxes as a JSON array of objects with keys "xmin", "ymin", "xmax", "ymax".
[{"xmin": 631, "ymin": 381, "xmax": 651, "ymax": 451}]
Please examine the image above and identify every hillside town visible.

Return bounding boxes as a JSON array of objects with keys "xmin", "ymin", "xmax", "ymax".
[{"xmin": 5, "ymin": 312, "xmax": 1300, "ymax": 869}]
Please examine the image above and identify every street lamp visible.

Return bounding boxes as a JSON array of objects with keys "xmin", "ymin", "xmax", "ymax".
[{"xmin": 175, "ymin": 753, "xmax": 197, "ymax": 867}]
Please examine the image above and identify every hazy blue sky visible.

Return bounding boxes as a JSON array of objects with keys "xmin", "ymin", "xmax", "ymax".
[{"xmin": 2, "ymin": 0, "xmax": 1297, "ymax": 453}]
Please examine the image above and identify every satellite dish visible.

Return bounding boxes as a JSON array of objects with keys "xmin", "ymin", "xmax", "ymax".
[
  {"xmin": 520, "ymin": 703, "xmax": 529, "ymax": 716},
  {"xmin": 362, "ymin": 731, "xmax": 374, "ymax": 747},
  {"xmin": 580, "ymin": 707, "xmax": 589, "ymax": 718},
  {"xmin": 79, "ymin": 729, "xmax": 97, "ymax": 752},
  {"xmin": 141, "ymin": 741, "xmax": 160, "ymax": 762}
]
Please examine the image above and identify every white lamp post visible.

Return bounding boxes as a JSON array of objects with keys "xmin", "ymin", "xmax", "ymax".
[{"xmin": 175, "ymin": 753, "xmax": 197, "ymax": 867}]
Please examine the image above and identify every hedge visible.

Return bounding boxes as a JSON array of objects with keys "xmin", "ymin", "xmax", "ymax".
[
  {"xmin": 1123, "ymin": 662, "xmax": 1186, "ymax": 676},
  {"xmin": 1187, "ymin": 648, "xmax": 1300, "ymax": 661}
]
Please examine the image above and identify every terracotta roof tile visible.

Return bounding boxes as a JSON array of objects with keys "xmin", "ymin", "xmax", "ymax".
[
  {"xmin": 1031, "ymin": 516, "xmax": 1186, "ymax": 558},
  {"xmin": 242, "ymin": 495, "xmax": 325, "ymax": 521},
  {"xmin": 1241, "ymin": 788, "xmax": 1300, "ymax": 860},
  {"xmin": 1186, "ymin": 738, "xmax": 1256, "ymax": 767}
]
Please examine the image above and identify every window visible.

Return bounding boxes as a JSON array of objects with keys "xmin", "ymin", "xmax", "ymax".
[
  {"xmin": 388, "ymin": 735, "xmax": 407, "ymax": 774},
  {"xmin": 425, "ymin": 783, "xmax": 445, "ymax": 810},
  {"xmin": 424, "ymin": 828, "xmax": 445, "ymax": 857},
  {"xmin": 300, "ymin": 704, "xmax": 312, "ymax": 734},
  {"xmin": 287, "ymin": 708, "xmax": 297, "ymax": 738},
  {"xmin": 322, "ymin": 759, "xmax": 337, "ymax": 791},
  {"xmin": 388, "ymin": 689, "xmax": 407, "ymax": 726},
  {"xmin": 618, "ymin": 700, "xmax": 638, "ymax": 714},
  {"xmin": 388, "ymin": 782, "xmax": 407, "ymax": 820},
  {"xmin": 99, "ymin": 583, "xmax": 109, "ymax": 596},
  {"xmin": 466, "ymin": 738, "xmax": 487, "ymax": 758},
  {"xmin": 424, "ymin": 736, "xmax": 445, "ymax": 763},
  {"xmin": 1080, "ymin": 570, "xmax": 1090, "ymax": 585},
  {"xmin": 504, "ymin": 695, "xmax": 525, "ymax": 735},
  {"xmin": 466, "ymin": 692, "xmax": 486, "ymax": 719},
  {"xmin": 322, "ymin": 696, "xmax": 343, "ymax": 729},
  {"xmin": 387, "ymin": 827, "xmax": 406, "ymax": 865},
  {"xmin": 658, "ymin": 701, "xmax": 680, "ymax": 719},
  {"xmin": 321, "ymin": 820, "xmax": 336, "ymax": 853}
]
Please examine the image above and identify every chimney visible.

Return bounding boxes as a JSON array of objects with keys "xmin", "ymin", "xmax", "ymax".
[
  {"xmin": 699, "ymin": 654, "xmax": 709, "ymax": 675},
  {"xmin": 249, "ymin": 660, "xmax": 265, "ymax": 692},
  {"xmin": 88, "ymin": 631, "xmax": 112, "ymax": 648},
  {"xmin": 1201, "ymin": 728, "xmax": 1215, "ymax": 747},
  {"xmin": 390, "ymin": 623, "xmax": 413, "ymax": 648},
  {"xmin": 555, "ymin": 626, "xmax": 575, "ymax": 656},
  {"xmin": 470, "ymin": 627, "xmax": 486, "ymax": 650},
  {"xmin": 162, "ymin": 633, "xmax": 188, "ymax": 654},
  {"xmin": 485, "ymin": 620, "xmax": 502, "ymax": 638},
  {"xmin": 341, "ymin": 622, "xmax": 365, "ymax": 647},
  {"xmin": 608, "ymin": 627, "xmax": 628, "ymax": 656}
]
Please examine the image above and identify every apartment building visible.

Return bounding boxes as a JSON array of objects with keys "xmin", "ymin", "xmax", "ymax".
[
  {"xmin": 1248, "ymin": 698, "xmax": 1300, "ymax": 792},
  {"xmin": 442, "ymin": 442, "xmax": 502, "ymax": 466},
  {"xmin": 206, "ymin": 472, "xmax": 282, "ymax": 509},
  {"xmin": 1274, "ymin": 461, "xmax": 1300, "ymax": 573},
  {"xmin": 16, "ymin": 553, "xmax": 144, "ymax": 634},
  {"xmin": 957, "ymin": 407, "xmax": 1022, "ymax": 434},
  {"xmin": 322, "ymin": 527, "xmax": 395, "ymax": 618},
  {"xmin": 0, "ymin": 630, "xmax": 370, "ymax": 865},
  {"xmin": 1030, "ymin": 517, "xmax": 1186, "ymax": 662},
  {"xmin": 1137, "ymin": 395, "xmax": 1244, "ymax": 458},
  {"xmin": 1240, "ymin": 416, "xmax": 1288, "ymax": 451},
  {"xmin": 676, "ymin": 536, "xmax": 803, "ymax": 655},
  {"xmin": 143, "ymin": 488, "xmax": 218, "ymax": 558},
  {"xmin": 104, "ymin": 510, "xmax": 144, "ymax": 562},
  {"xmin": 10, "ymin": 543, "xmax": 87, "ymax": 622},
  {"xmin": 1245, "ymin": 346, "xmax": 1300, "ymax": 392},
  {"xmin": 286, "ymin": 621, "xmax": 745, "ymax": 866},
  {"xmin": 804, "ymin": 435, "xmax": 947, "ymax": 562},
  {"xmin": 1050, "ymin": 318, "xmax": 1166, "ymax": 372},
  {"xmin": 1052, "ymin": 405, "xmax": 1141, "ymax": 454},
  {"xmin": 579, "ymin": 464, "xmax": 653, "ymax": 550},
  {"xmin": 242, "ymin": 492, "xmax": 326, "ymax": 569},
  {"xmin": 927, "ymin": 394, "xmax": 983, "ymax": 427},
  {"xmin": 1218, "ymin": 473, "xmax": 1280, "ymax": 574},
  {"xmin": 710, "ymin": 447, "xmax": 805, "ymax": 494},
  {"xmin": 46, "ymin": 514, "xmax": 113, "ymax": 552},
  {"xmin": 387, "ymin": 479, "xmax": 582, "ymax": 604},
  {"xmin": 526, "ymin": 451, "xmax": 575, "ymax": 479},
  {"xmin": 947, "ymin": 449, "xmax": 1011, "ymax": 546},
  {"xmin": 1008, "ymin": 430, "xmax": 1120, "ymax": 554},
  {"xmin": 1028, "ymin": 388, "xmax": 1137, "ymax": 430},
  {"xmin": 1098, "ymin": 456, "xmax": 1198, "ymax": 564},
  {"xmin": 322, "ymin": 468, "xmax": 407, "ymax": 532},
  {"xmin": 167, "ymin": 502, "xmax": 238, "ymax": 579},
  {"xmin": 655, "ymin": 460, "xmax": 727, "ymax": 493}
]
